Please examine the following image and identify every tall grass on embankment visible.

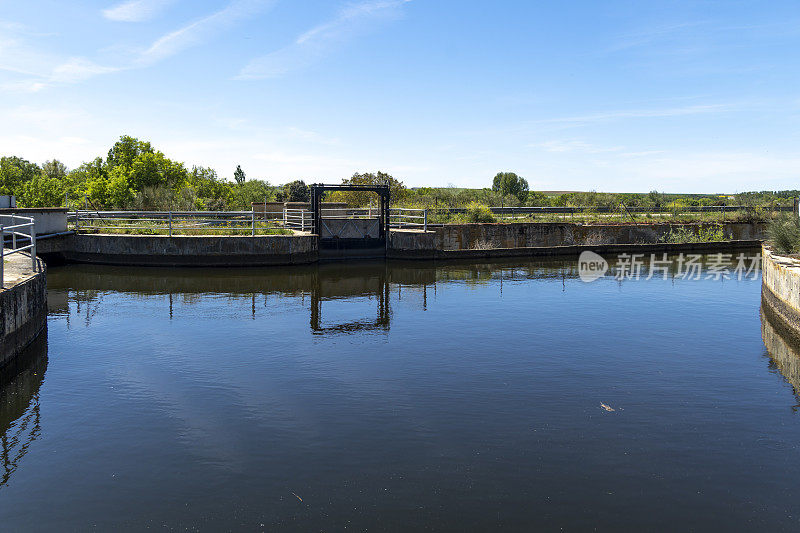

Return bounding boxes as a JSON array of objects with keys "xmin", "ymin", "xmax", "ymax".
[{"xmin": 767, "ymin": 214, "xmax": 800, "ymax": 254}]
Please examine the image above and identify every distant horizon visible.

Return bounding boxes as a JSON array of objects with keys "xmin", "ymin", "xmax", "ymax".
[{"xmin": 2, "ymin": 1, "xmax": 799, "ymax": 193}]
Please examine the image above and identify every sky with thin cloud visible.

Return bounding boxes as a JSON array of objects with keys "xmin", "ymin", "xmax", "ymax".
[{"xmin": 1, "ymin": 0, "xmax": 799, "ymax": 192}]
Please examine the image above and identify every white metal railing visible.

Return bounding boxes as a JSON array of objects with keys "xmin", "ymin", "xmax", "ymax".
[
  {"xmin": 283, "ymin": 209, "xmax": 313, "ymax": 231},
  {"xmin": 73, "ymin": 210, "xmax": 287, "ymax": 236},
  {"xmin": 320, "ymin": 208, "xmax": 382, "ymax": 218},
  {"xmin": 390, "ymin": 208, "xmax": 428, "ymax": 231},
  {"xmin": 70, "ymin": 208, "xmax": 432, "ymax": 235},
  {"xmin": 1, "ymin": 215, "xmax": 37, "ymax": 288}
]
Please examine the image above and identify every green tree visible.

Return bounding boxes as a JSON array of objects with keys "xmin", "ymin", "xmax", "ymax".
[
  {"xmin": 106, "ymin": 135, "xmax": 154, "ymax": 170},
  {"xmin": 229, "ymin": 179, "xmax": 276, "ymax": 209},
  {"xmin": 234, "ymin": 165, "xmax": 246, "ymax": 185},
  {"xmin": 525, "ymin": 191, "xmax": 549, "ymax": 207},
  {"xmin": 19, "ymin": 175, "xmax": 65, "ymax": 207},
  {"xmin": 327, "ymin": 171, "xmax": 406, "ymax": 206},
  {"xmin": 126, "ymin": 151, "xmax": 187, "ymax": 190},
  {"xmin": 277, "ymin": 180, "xmax": 310, "ymax": 203},
  {"xmin": 0, "ymin": 156, "xmax": 41, "ymax": 195},
  {"xmin": 491, "ymin": 172, "xmax": 529, "ymax": 203},
  {"xmin": 42, "ymin": 159, "xmax": 68, "ymax": 180}
]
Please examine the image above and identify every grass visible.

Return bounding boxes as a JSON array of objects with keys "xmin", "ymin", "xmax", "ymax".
[
  {"xmin": 659, "ymin": 224, "xmax": 728, "ymax": 244},
  {"xmin": 427, "ymin": 208, "xmax": 774, "ymax": 225},
  {"xmin": 75, "ymin": 219, "xmax": 294, "ymax": 236}
]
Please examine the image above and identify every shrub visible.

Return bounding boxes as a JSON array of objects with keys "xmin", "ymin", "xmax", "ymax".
[
  {"xmin": 660, "ymin": 224, "xmax": 727, "ymax": 243},
  {"xmin": 464, "ymin": 202, "xmax": 495, "ymax": 223},
  {"xmin": 767, "ymin": 214, "xmax": 800, "ymax": 254}
]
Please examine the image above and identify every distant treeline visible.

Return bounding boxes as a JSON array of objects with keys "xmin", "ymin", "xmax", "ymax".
[{"xmin": 0, "ymin": 135, "xmax": 796, "ymax": 210}]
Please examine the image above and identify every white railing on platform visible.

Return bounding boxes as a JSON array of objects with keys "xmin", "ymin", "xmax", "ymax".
[
  {"xmin": 73, "ymin": 210, "xmax": 287, "ymax": 236},
  {"xmin": 283, "ymin": 209, "xmax": 312, "ymax": 232},
  {"xmin": 70, "ymin": 207, "xmax": 431, "ymax": 235},
  {"xmin": 390, "ymin": 208, "xmax": 428, "ymax": 231},
  {"xmin": 0, "ymin": 215, "xmax": 37, "ymax": 288}
]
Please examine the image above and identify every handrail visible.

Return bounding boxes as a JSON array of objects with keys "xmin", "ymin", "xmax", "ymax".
[
  {"xmin": 390, "ymin": 208, "xmax": 428, "ymax": 231},
  {"xmin": 1, "ymin": 215, "xmax": 37, "ymax": 289}
]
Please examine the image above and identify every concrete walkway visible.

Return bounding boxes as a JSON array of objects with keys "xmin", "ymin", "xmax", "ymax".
[{"xmin": 1, "ymin": 249, "xmax": 39, "ymax": 290}]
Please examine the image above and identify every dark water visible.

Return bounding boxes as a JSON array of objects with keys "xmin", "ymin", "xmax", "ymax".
[{"xmin": 2, "ymin": 254, "xmax": 800, "ymax": 531}]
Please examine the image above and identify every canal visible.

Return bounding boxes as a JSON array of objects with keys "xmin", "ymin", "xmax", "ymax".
[{"xmin": 2, "ymin": 254, "xmax": 800, "ymax": 530}]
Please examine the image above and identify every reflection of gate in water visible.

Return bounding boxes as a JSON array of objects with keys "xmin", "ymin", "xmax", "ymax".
[
  {"xmin": 309, "ymin": 269, "xmax": 391, "ymax": 334},
  {"xmin": 0, "ymin": 332, "xmax": 47, "ymax": 491}
]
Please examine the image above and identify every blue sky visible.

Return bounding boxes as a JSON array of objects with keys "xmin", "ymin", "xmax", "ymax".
[{"xmin": 1, "ymin": 0, "xmax": 799, "ymax": 192}]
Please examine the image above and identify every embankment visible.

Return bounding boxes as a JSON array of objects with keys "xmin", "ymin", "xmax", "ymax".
[
  {"xmin": 389, "ymin": 222, "xmax": 765, "ymax": 260},
  {"xmin": 761, "ymin": 246, "xmax": 800, "ymax": 339}
]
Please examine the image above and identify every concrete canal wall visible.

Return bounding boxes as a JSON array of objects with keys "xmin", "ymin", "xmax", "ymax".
[
  {"xmin": 1, "ymin": 253, "xmax": 47, "ymax": 368},
  {"xmin": 388, "ymin": 222, "xmax": 765, "ymax": 259},
  {"xmin": 36, "ymin": 221, "xmax": 766, "ymax": 265},
  {"xmin": 761, "ymin": 246, "xmax": 800, "ymax": 338},
  {"xmin": 431, "ymin": 222, "xmax": 766, "ymax": 251}
]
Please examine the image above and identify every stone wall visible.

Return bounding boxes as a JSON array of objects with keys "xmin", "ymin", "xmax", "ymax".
[{"xmin": 1, "ymin": 254, "xmax": 47, "ymax": 369}]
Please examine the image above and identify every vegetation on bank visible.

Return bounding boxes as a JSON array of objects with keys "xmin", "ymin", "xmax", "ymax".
[
  {"xmin": 1, "ymin": 135, "xmax": 796, "ymax": 227},
  {"xmin": 767, "ymin": 215, "xmax": 800, "ymax": 254},
  {"xmin": 659, "ymin": 225, "xmax": 728, "ymax": 244}
]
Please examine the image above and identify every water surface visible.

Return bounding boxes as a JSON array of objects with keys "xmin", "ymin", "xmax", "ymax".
[{"xmin": 2, "ymin": 255, "xmax": 800, "ymax": 531}]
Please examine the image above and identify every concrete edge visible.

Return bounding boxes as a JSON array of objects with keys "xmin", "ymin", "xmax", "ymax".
[
  {"xmin": 761, "ymin": 283, "xmax": 800, "ymax": 346},
  {"xmin": 389, "ymin": 240, "xmax": 763, "ymax": 261},
  {"xmin": 1, "ymin": 255, "xmax": 47, "ymax": 370}
]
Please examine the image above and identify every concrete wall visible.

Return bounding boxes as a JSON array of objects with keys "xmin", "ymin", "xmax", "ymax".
[
  {"xmin": 387, "ymin": 222, "xmax": 765, "ymax": 259},
  {"xmin": 1, "ymin": 255, "xmax": 47, "ymax": 369},
  {"xmin": 432, "ymin": 222, "xmax": 766, "ymax": 251},
  {"xmin": 34, "ymin": 221, "xmax": 767, "ymax": 265},
  {"xmin": 53, "ymin": 233, "xmax": 318, "ymax": 266},
  {"xmin": 0, "ymin": 208, "xmax": 68, "ymax": 236},
  {"xmin": 761, "ymin": 245, "xmax": 800, "ymax": 338}
]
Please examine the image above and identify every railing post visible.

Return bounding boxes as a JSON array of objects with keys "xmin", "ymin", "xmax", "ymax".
[
  {"xmin": 301, "ymin": 210, "xmax": 306, "ymax": 232},
  {"xmin": 30, "ymin": 224, "xmax": 37, "ymax": 272},
  {"xmin": 169, "ymin": 211, "xmax": 173, "ymax": 237},
  {"xmin": 283, "ymin": 208, "xmax": 287, "ymax": 228},
  {"xmin": 251, "ymin": 209, "xmax": 255, "ymax": 236},
  {"xmin": 424, "ymin": 209, "xmax": 428, "ymax": 232},
  {"xmin": 75, "ymin": 209, "xmax": 80, "ymax": 232}
]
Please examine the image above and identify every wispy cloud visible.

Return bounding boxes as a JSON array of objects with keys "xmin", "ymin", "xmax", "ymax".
[
  {"xmin": 533, "ymin": 104, "xmax": 732, "ymax": 125},
  {"xmin": 532, "ymin": 140, "xmax": 625, "ymax": 154},
  {"xmin": 2, "ymin": 0, "xmax": 274, "ymax": 91},
  {"xmin": 137, "ymin": 0, "xmax": 274, "ymax": 65},
  {"xmin": 50, "ymin": 57, "xmax": 121, "ymax": 83},
  {"xmin": 103, "ymin": 0, "xmax": 176, "ymax": 22},
  {"xmin": 237, "ymin": 0, "xmax": 411, "ymax": 80}
]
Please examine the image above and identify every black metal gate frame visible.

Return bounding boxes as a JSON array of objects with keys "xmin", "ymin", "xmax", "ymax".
[{"xmin": 309, "ymin": 184, "xmax": 391, "ymax": 240}]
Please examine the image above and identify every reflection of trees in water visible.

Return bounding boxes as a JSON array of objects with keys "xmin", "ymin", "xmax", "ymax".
[
  {"xmin": 46, "ymin": 255, "xmax": 751, "ymax": 329},
  {"xmin": 0, "ymin": 331, "xmax": 48, "ymax": 490}
]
